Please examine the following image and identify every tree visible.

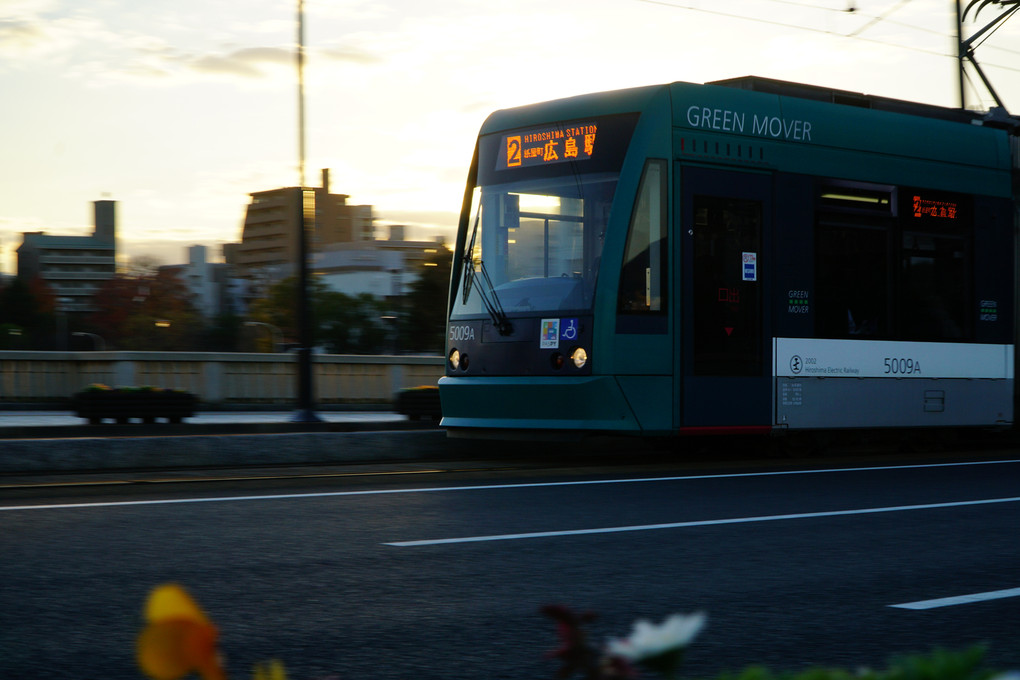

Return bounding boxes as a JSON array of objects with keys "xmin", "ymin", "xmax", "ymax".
[
  {"xmin": 317, "ymin": 291, "xmax": 388, "ymax": 354},
  {"xmin": 248, "ymin": 277, "xmax": 389, "ymax": 354},
  {"xmin": 199, "ymin": 313, "xmax": 243, "ymax": 352},
  {"xmin": 123, "ymin": 254, "xmax": 164, "ymax": 278},
  {"xmin": 247, "ymin": 276, "xmax": 318, "ymax": 344},
  {"xmin": 400, "ymin": 246, "xmax": 452, "ymax": 354},
  {"xmin": 88, "ymin": 270, "xmax": 202, "ymax": 350},
  {"xmin": 0, "ymin": 276, "xmax": 56, "ymax": 349}
]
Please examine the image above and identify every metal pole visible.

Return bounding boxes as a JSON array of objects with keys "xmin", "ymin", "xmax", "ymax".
[
  {"xmin": 957, "ymin": 0, "xmax": 966, "ymax": 109},
  {"xmin": 298, "ymin": 0, "xmax": 306, "ymax": 191},
  {"xmin": 293, "ymin": 0, "xmax": 320, "ymax": 422}
]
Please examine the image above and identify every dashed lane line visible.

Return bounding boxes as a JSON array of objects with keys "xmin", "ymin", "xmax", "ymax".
[
  {"xmin": 890, "ymin": 587, "xmax": 1020, "ymax": 610},
  {"xmin": 383, "ymin": 496, "xmax": 1020, "ymax": 546},
  {"xmin": 2, "ymin": 459, "xmax": 1018, "ymax": 513}
]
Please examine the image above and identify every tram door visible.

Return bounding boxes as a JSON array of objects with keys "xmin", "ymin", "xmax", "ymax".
[{"xmin": 678, "ymin": 167, "xmax": 772, "ymax": 429}]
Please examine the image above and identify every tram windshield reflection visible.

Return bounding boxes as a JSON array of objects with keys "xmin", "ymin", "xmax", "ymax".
[{"xmin": 452, "ymin": 173, "xmax": 618, "ymax": 318}]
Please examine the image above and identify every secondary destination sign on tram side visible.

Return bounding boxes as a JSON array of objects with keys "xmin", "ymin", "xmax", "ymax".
[
  {"xmin": 497, "ymin": 121, "xmax": 598, "ymax": 170},
  {"xmin": 912, "ymin": 194, "xmax": 960, "ymax": 220}
]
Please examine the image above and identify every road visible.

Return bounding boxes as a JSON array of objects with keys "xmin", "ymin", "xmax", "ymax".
[{"xmin": 1, "ymin": 452, "xmax": 1018, "ymax": 679}]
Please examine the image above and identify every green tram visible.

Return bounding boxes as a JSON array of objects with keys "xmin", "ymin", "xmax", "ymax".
[{"xmin": 439, "ymin": 77, "xmax": 1019, "ymax": 437}]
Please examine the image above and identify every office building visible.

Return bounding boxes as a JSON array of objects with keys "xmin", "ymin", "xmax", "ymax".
[
  {"xmin": 234, "ymin": 169, "xmax": 373, "ymax": 283},
  {"xmin": 16, "ymin": 200, "xmax": 117, "ymax": 313}
]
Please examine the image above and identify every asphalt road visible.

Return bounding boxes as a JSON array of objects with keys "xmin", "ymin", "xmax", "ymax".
[{"xmin": 1, "ymin": 452, "xmax": 1018, "ymax": 679}]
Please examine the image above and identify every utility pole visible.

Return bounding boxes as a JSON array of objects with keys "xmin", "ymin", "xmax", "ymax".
[
  {"xmin": 957, "ymin": 0, "xmax": 1020, "ymax": 112},
  {"xmin": 293, "ymin": 0, "xmax": 320, "ymax": 423}
]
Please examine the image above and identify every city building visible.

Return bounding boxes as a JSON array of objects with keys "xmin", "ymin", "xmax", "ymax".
[
  {"xmin": 159, "ymin": 244, "xmax": 250, "ymax": 318},
  {"xmin": 233, "ymin": 169, "xmax": 373, "ymax": 284},
  {"xmin": 16, "ymin": 200, "xmax": 117, "ymax": 313},
  {"xmin": 314, "ymin": 226, "xmax": 447, "ymax": 300}
]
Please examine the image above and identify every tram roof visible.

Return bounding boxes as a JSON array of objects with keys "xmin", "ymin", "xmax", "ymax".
[
  {"xmin": 478, "ymin": 77, "xmax": 1016, "ymax": 196},
  {"xmin": 483, "ymin": 77, "xmax": 1017, "ymax": 132},
  {"xmin": 708, "ymin": 76, "xmax": 987, "ymax": 127}
]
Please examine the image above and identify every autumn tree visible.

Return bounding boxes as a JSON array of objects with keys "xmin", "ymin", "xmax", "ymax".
[{"xmin": 87, "ymin": 270, "xmax": 202, "ymax": 350}]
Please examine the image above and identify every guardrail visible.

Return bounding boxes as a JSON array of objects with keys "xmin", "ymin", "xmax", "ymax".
[{"xmin": 0, "ymin": 351, "xmax": 445, "ymax": 405}]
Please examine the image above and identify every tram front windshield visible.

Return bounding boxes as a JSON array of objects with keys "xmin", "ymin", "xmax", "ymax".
[
  {"xmin": 451, "ymin": 114, "xmax": 637, "ymax": 319},
  {"xmin": 451, "ymin": 175, "xmax": 617, "ymax": 317}
]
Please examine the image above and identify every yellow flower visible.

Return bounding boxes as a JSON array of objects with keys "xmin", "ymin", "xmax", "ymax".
[
  {"xmin": 252, "ymin": 659, "xmax": 287, "ymax": 680},
  {"xmin": 137, "ymin": 584, "xmax": 226, "ymax": 680}
]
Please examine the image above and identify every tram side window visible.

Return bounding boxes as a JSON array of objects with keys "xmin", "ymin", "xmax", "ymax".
[
  {"xmin": 814, "ymin": 185, "xmax": 972, "ymax": 342},
  {"xmin": 618, "ymin": 159, "xmax": 668, "ymax": 314},
  {"xmin": 900, "ymin": 233, "xmax": 968, "ymax": 340},
  {"xmin": 815, "ymin": 225, "xmax": 889, "ymax": 338}
]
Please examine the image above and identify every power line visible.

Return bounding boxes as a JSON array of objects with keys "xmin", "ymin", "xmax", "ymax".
[
  {"xmin": 632, "ymin": 0, "xmax": 947, "ymax": 56},
  {"xmin": 632, "ymin": 0, "xmax": 1020, "ymax": 71},
  {"xmin": 847, "ymin": 0, "xmax": 914, "ymax": 37},
  {"xmin": 753, "ymin": 0, "xmax": 853, "ymax": 12}
]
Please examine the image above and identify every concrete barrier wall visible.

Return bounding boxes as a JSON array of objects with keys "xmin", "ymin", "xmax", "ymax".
[{"xmin": 0, "ymin": 351, "xmax": 445, "ymax": 405}]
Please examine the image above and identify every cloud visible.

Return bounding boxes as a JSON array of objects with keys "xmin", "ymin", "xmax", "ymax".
[
  {"xmin": 0, "ymin": 0, "xmax": 56, "ymax": 18},
  {"xmin": 91, "ymin": 41, "xmax": 377, "ymax": 86},
  {"xmin": 319, "ymin": 44, "xmax": 380, "ymax": 65},
  {"xmin": 0, "ymin": 17, "xmax": 44, "ymax": 51},
  {"xmin": 189, "ymin": 45, "xmax": 293, "ymax": 78}
]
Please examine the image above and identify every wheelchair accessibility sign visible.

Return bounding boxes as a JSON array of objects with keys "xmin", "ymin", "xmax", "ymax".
[{"xmin": 540, "ymin": 318, "xmax": 579, "ymax": 349}]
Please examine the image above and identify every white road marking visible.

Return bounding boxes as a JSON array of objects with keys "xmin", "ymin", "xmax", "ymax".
[
  {"xmin": 1, "ymin": 458, "xmax": 1017, "ymax": 513},
  {"xmin": 890, "ymin": 587, "xmax": 1020, "ymax": 610},
  {"xmin": 384, "ymin": 496, "xmax": 1020, "ymax": 546}
]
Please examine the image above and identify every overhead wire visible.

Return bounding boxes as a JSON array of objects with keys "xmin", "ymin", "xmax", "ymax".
[
  {"xmin": 750, "ymin": 0, "xmax": 854, "ymax": 12},
  {"xmin": 634, "ymin": 0, "xmax": 944, "ymax": 56},
  {"xmin": 631, "ymin": 0, "xmax": 1020, "ymax": 73},
  {"xmin": 847, "ymin": 0, "xmax": 914, "ymax": 37},
  {"xmin": 968, "ymin": 4, "xmax": 1020, "ymax": 51}
]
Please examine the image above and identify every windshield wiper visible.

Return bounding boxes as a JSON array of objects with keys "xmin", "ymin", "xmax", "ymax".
[
  {"xmin": 460, "ymin": 206, "xmax": 513, "ymax": 335},
  {"xmin": 461, "ymin": 207, "xmax": 480, "ymax": 306},
  {"xmin": 476, "ymin": 260, "xmax": 513, "ymax": 336}
]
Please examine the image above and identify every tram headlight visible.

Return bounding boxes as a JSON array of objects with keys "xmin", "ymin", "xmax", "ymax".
[
  {"xmin": 570, "ymin": 347, "xmax": 588, "ymax": 369},
  {"xmin": 448, "ymin": 348, "xmax": 460, "ymax": 370}
]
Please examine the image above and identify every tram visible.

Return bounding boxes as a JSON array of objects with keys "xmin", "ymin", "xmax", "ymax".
[{"xmin": 439, "ymin": 77, "xmax": 1020, "ymax": 437}]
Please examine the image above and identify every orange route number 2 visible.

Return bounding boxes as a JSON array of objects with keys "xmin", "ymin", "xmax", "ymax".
[{"xmin": 506, "ymin": 136, "xmax": 522, "ymax": 167}]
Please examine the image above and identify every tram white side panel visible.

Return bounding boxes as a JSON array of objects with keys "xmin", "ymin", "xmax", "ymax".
[{"xmin": 773, "ymin": 338, "xmax": 1015, "ymax": 429}]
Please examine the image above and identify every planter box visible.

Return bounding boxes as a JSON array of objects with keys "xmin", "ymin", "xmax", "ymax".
[
  {"xmin": 73, "ymin": 389, "xmax": 198, "ymax": 425},
  {"xmin": 393, "ymin": 386, "xmax": 442, "ymax": 421}
]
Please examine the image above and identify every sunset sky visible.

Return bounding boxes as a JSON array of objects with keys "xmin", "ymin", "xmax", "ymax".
[{"xmin": 2, "ymin": 0, "xmax": 1018, "ymax": 273}]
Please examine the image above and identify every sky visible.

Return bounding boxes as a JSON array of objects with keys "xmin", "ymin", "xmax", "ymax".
[{"xmin": 1, "ymin": 0, "xmax": 1019, "ymax": 274}]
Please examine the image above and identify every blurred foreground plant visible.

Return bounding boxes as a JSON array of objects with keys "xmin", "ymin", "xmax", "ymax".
[
  {"xmin": 542, "ymin": 604, "xmax": 1009, "ymax": 680},
  {"xmin": 607, "ymin": 611, "xmax": 706, "ymax": 680},
  {"xmin": 542, "ymin": 605, "xmax": 704, "ymax": 680},
  {"xmin": 134, "ymin": 587, "xmax": 1011, "ymax": 680},
  {"xmin": 137, "ymin": 584, "xmax": 292, "ymax": 680},
  {"xmin": 137, "ymin": 584, "xmax": 226, "ymax": 680}
]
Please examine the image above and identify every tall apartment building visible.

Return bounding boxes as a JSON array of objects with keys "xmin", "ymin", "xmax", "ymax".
[
  {"xmin": 234, "ymin": 169, "xmax": 373, "ymax": 283},
  {"xmin": 16, "ymin": 200, "xmax": 117, "ymax": 313}
]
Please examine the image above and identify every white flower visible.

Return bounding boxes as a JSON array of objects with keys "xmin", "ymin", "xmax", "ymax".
[
  {"xmin": 606, "ymin": 611, "xmax": 707, "ymax": 661},
  {"xmin": 988, "ymin": 673, "xmax": 1020, "ymax": 680}
]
